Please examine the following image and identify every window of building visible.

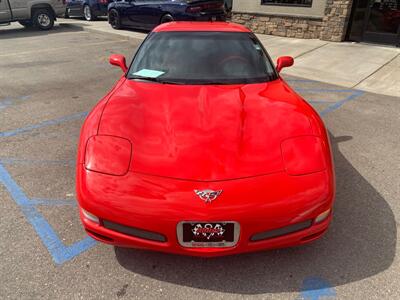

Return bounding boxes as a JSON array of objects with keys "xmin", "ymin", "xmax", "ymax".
[{"xmin": 261, "ymin": 0, "xmax": 313, "ymax": 7}]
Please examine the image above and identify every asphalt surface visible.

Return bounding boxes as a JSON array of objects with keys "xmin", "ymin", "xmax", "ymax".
[{"xmin": 0, "ymin": 23, "xmax": 399, "ymax": 300}]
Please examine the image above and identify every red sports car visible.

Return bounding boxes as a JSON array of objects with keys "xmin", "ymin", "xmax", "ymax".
[{"xmin": 76, "ymin": 22, "xmax": 335, "ymax": 257}]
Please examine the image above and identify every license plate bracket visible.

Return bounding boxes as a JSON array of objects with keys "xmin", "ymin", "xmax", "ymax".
[{"xmin": 177, "ymin": 221, "xmax": 240, "ymax": 248}]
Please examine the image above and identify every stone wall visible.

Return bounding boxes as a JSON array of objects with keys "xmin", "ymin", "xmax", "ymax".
[
  {"xmin": 231, "ymin": 13, "xmax": 324, "ymax": 39},
  {"xmin": 232, "ymin": 0, "xmax": 354, "ymax": 42},
  {"xmin": 321, "ymin": 0, "xmax": 354, "ymax": 41}
]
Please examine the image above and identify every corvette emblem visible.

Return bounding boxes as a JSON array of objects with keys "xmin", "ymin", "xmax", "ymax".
[{"xmin": 194, "ymin": 189, "xmax": 222, "ymax": 203}]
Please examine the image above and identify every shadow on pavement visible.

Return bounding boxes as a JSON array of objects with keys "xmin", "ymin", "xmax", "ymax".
[
  {"xmin": 114, "ymin": 134, "xmax": 396, "ymax": 294},
  {"xmin": 0, "ymin": 23, "xmax": 84, "ymax": 40}
]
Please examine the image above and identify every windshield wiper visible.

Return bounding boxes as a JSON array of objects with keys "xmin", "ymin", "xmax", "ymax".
[{"xmin": 128, "ymin": 75, "xmax": 185, "ymax": 85}]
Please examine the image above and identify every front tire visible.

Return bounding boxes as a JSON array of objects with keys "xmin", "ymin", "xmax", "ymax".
[
  {"xmin": 32, "ymin": 9, "xmax": 54, "ymax": 30},
  {"xmin": 160, "ymin": 13, "xmax": 174, "ymax": 24},
  {"xmin": 83, "ymin": 5, "xmax": 96, "ymax": 21},
  {"xmin": 108, "ymin": 9, "xmax": 122, "ymax": 29}
]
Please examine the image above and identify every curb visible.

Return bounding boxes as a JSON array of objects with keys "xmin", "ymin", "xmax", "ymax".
[{"xmin": 59, "ymin": 22, "xmax": 146, "ymax": 41}]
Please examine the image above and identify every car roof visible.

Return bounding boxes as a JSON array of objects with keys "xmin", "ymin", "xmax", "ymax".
[{"xmin": 153, "ymin": 22, "xmax": 251, "ymax": 33}]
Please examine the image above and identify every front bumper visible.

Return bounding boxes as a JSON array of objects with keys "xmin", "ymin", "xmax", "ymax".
[{"xmin": 77, "ymin": 167, "xmax": 334, "ymax": 256}]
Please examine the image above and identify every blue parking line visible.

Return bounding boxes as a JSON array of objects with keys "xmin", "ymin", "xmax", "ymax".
[
  {"xmin": 0, "ymin": 111, "xmax": 87, "ymax": 138},
  {"xmin": 308, "ymin": 100, "xmax": 338, "ymax": 104},
  {"xmin": 293, "ymin": 88, "xmax": 365, "ymax": 116},
  {"xmin": 0, "ymin": 98, "xmax": 13, "ymax": 110},
  {"xmin": 320, "ymin": 90, "xmax": 364, "ymax": 116},
  {"xmin": 0, "ymin": 95, "xmax": 31, "ymax": 110},
  {"xmin": 0, "ymin": 163, "xmax": 96, "ymax": 265},
  {"xmin": 299, "ymin": 277, "xmax": 336, "ymax": 300}
]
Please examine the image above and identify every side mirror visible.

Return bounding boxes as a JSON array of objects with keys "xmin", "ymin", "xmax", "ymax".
[
  {"xmin": 109, "ymin": 54, "xmax": 127, "ymax": 73},
  {"xmin": 276, "ymin": 56, "xmax": 294, "ymax": 73}
]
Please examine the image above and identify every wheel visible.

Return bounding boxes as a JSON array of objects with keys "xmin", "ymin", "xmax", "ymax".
[
  {"xmin": 160, "ymin": 14, "xmax": 174, "ymax": 24},
  {"xmin": 32, "ymin": 9, "xmax": 54, "ymax": 30},
  {"xmin": 18, "ymin": 20, "xmax": 33, "ymax": 28},
  {"xmin": 83, "ymin": 5, "xmax": 96, "ymax": 21},
  {"xmin": 108, "ymin": 9, "xmax": 122, "ymax": 29},
  {"xmin": 64, "ymin": 8, "xmax": 70, "ymax": 19}
]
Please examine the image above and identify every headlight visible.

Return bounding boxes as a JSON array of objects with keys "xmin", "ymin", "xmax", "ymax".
[
  {"xmin": 81, "ymin": 208, "xmax": 100, "ymax": 224},
  {"xmin": 281, "ymin": 136, "xmax": 326, "ymax": 175},
  {"xmin": 85, "ymin": 135, "xmax": 132, "ymax": 176}
]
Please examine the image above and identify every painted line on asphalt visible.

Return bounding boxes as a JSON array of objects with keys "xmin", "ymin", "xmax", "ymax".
[
  {"xmin": 0, "ymin": 98, "xmax": 12, "ymax": 110},
  {"xmin": 308, "ymin": 100, "xmax": 338, "ymax": 104},
  {"xmin": 0, "ymin": 111, "xmax": 87, "ymax": 138},
  {"xmin": 298, "ymin": 277, "xmax": 336, "ymax": 300},
  {"xmin": 0, "ymin": 163, "xmax": 96, "ymax": 265},
  {"xmin": 320, "ymin": 90, "xmax": 364, "ymax": 116},
  {"xmin": 293, "ymin": 88, "xmax": 365, "ymax": 116},
  {"xmin": 0, "ymin": 95, "xmax": 31, "ymax": 110}
]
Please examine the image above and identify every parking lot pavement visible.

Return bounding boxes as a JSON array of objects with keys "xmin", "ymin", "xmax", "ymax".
[{"xmin": 1, "ymin": 25, "xmax": 400, "ymax": 300}]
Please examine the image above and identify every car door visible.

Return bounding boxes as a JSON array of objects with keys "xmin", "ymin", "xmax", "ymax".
[
  {"xmin": 0, "ymin": 0, "xmax": 12, "ymax": 22},
  {"xmin": 125, "ymin": 0, "xmax": 165, "ymax": 29},
  {"xmin": 67, "ymin": 0, "xmax": 83, "ymax": 16}
]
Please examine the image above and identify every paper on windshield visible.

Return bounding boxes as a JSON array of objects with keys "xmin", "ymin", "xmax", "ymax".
[{"xmin": 132, "ymin": 69, "xmax": 165, "ymax": 78}]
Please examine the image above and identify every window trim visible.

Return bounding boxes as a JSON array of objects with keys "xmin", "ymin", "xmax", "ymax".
[{"xmin": 260, "ymin": 0, "xmax": 313, "ymax": 8}]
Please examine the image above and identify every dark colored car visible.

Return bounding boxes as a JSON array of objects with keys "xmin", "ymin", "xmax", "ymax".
[
  {"xmin": 108, "ymin": 0, "xmax": 226, "ymax": 30},
  {"xmin": 65, "ymin": 0, "xmax": 112, "ymax": 21}
]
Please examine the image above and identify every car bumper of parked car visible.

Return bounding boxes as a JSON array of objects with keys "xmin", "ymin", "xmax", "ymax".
[
  {"xmin": 77, "ymin": 167, "xmax": 334, "ymax": 257},
  {"xmin": 185, "ymin": 12, "xmax": 226, "ymax": 22}
]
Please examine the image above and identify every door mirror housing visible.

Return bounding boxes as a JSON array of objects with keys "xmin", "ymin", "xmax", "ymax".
[
  {"xmin": 276, "ymin": 56, "xmax": 294, "ymax": 73},
  {"xmin": 109, "ymin": 54, "xmax": 128, "ymax": 73}
]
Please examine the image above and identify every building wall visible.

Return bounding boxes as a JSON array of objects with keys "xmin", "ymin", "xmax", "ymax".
[
  {"xmin": 231, "ymin": 0, "xmax": 354, "ymax": 42},
  {"xmin": 233, "ymin": 0, "xmax": 327, "ymax": 18}
]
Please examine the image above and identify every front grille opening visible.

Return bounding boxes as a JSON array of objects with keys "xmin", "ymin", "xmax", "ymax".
[
  {"xmin": 250, "ymin": 220, "xmax": 313, "ymax": 242},
  {"xmin": 301, "ymin": 229, "xmax": 326, "ymax": 242},
  {"xmin": 103, "ymin": 220, "xmax": 167, "ymax": 243},
  {"xmin": 86, "ymin": 229, "xmax": 114, "ymax": 242}
]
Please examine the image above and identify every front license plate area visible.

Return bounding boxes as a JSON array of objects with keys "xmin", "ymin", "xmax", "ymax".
[{"xmin": 177, "ymin": 221, "xmax": 240, "ymax": 248}]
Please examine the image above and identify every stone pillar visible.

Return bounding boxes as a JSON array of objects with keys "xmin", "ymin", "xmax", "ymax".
[{"xmin": 320, "ymin": 0, "xmax": 354, "ymax": 41}]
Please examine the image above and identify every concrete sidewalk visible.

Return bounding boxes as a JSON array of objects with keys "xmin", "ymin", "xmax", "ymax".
[{"xmin": 3, "ymin": 18, "xmax": 400, "ymax": 97}]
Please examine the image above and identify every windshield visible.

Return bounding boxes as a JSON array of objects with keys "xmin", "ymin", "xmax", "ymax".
[{"xmin": 128, "ymin": 31, "xmax": 277, "ymax": 85}]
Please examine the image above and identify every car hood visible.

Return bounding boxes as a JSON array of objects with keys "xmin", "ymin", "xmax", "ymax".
[{"xmin": 98, "ymin": 79, "xmax": 314, "ymax": 181}]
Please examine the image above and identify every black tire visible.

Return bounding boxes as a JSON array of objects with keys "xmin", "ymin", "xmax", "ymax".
[
  {"xmin": 18, "ymin": 20, "xmax": 33, "ymax": 28},
  {"xmin": 83, "ymin": 5, "xmax": 96, "ymax": 21},
  {"xmin": 108, "ymin": 9, "xmax": 122, "ymax": 29},
  {"xmin": 32, "ymin": 9, "xmax": 54, "ymax": 30},
  {"xmin": 160, "ymin": 13, "xmax": 174, "ymax": 24}
]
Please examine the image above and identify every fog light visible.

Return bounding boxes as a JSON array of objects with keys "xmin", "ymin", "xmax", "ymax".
[
  {"xmin": 315, "ymin": 209, "xmax": 331, "ymax": 223},
  {"xmin": 82, "ymin": 208, "xmax": 99, "ymax": 224}
]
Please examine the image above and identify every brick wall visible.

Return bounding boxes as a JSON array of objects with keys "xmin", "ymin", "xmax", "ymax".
[{"xmin": 232, "ymin": 0, "xmax": 354, "ymax": 42}]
